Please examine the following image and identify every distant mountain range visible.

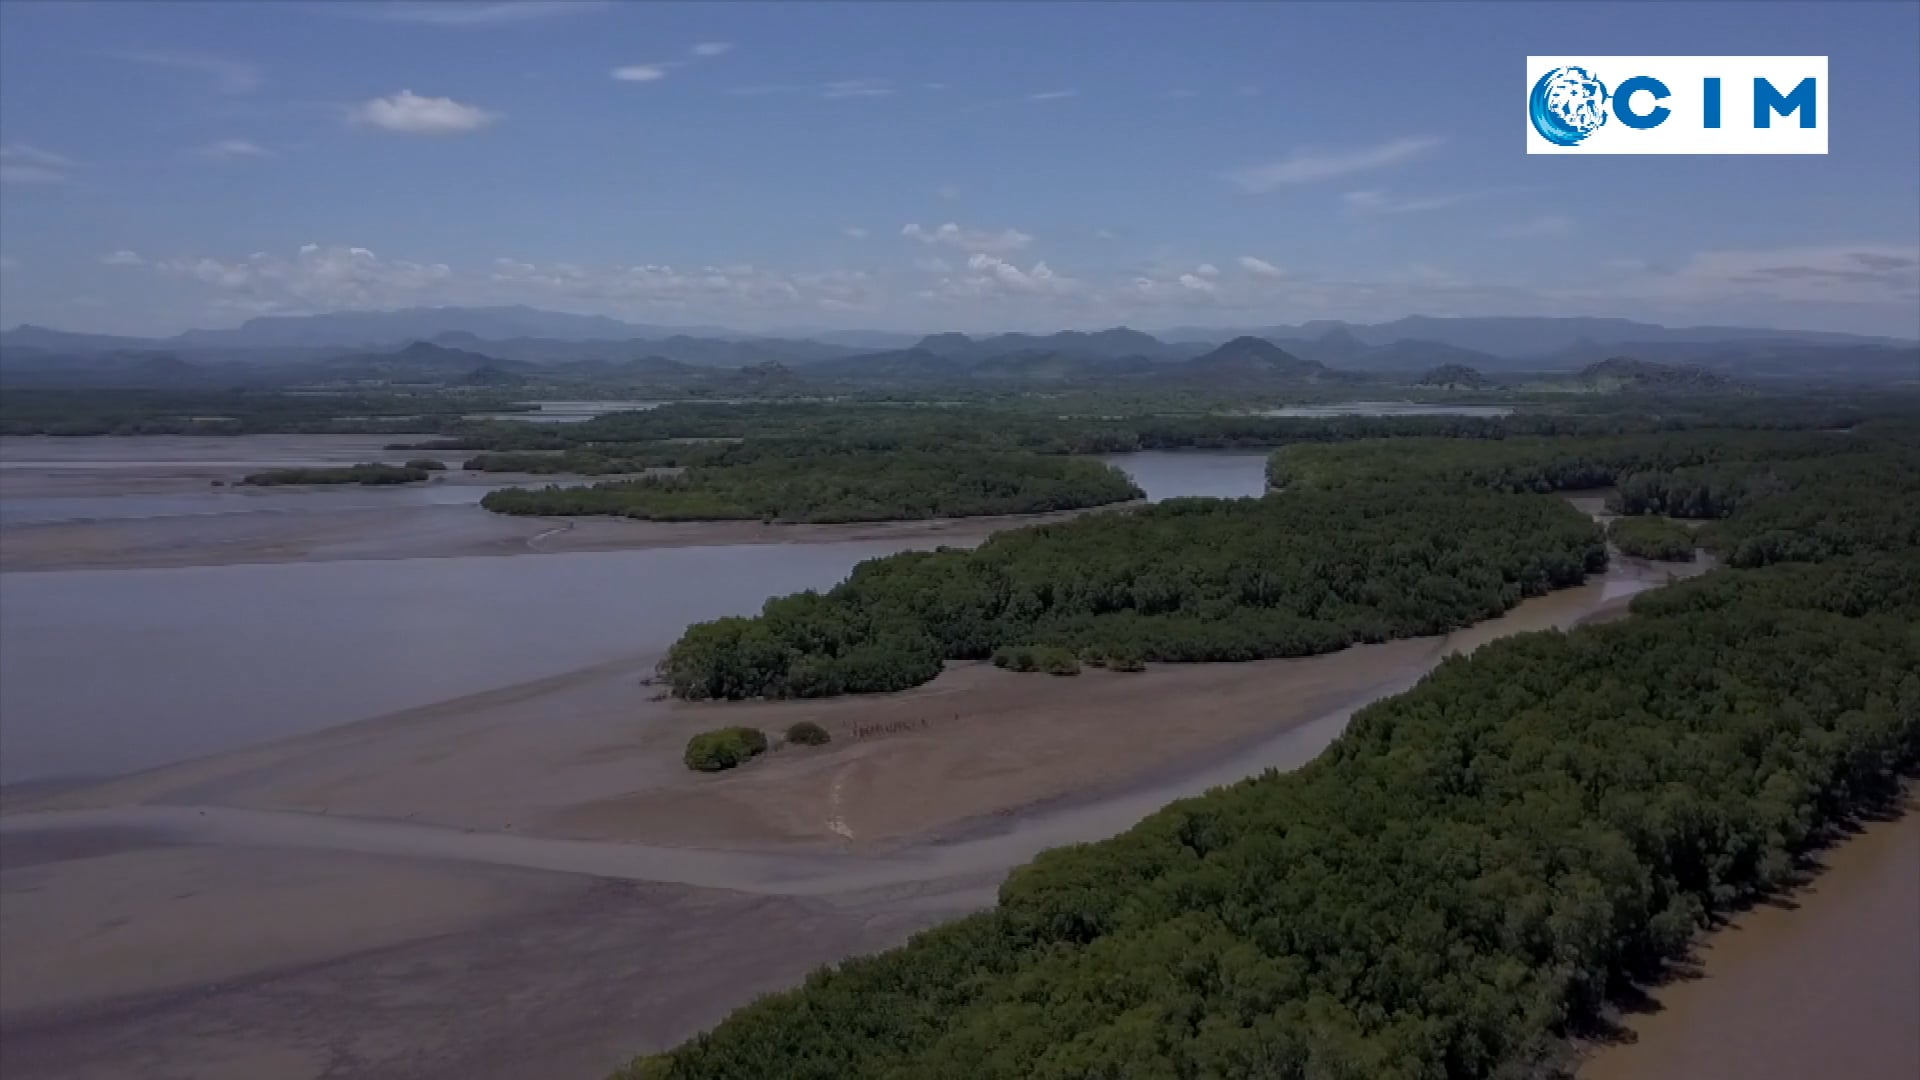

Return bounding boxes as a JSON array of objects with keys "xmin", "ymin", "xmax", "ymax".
[
  {"xmin": 3, "ymin": 306, "xmax": 1914, "ymax": 386},
  {"xmin": 1156, "ymin": 315, "xmax": 1909, "ymax": 358}
]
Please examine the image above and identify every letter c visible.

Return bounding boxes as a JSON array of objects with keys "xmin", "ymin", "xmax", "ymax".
[{"xmin": 1614, "ymin": 75, "xmax": 1671, "ymax": 129}]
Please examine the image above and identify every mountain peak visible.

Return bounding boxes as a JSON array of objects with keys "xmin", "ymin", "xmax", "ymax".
[{"xmin": 1191, "ymin": 336, "xmax": 1324, "ymax": 375}]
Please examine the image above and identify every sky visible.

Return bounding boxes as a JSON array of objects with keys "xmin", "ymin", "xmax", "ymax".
[{"xmin": 1, "ymin": 0, "xmax": 1916, "ymax": 338}]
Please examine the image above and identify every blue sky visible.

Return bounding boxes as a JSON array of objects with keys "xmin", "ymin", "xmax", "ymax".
[{"xmin": 1, "ymin": 0, "xmax": 1916, "ymax": 337}]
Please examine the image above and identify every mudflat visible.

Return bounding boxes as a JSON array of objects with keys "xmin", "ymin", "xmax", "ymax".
[
  {"xmin": 0, "ymin": 836, "xmax": 943, "ymax": 1080},
  {"xmin": 0, "ymin": 502, "xmax": 1120, "ymax": 572},
  {"xmin": 13, "ymin": 563, "xmax": 1665, "ymax": 851},
  {"xmin": 0, "ymin": 433, "xmax": 1130, "ymax": 571},
  {"xmin": 0, "ymin": 565, "xmax": 1684, "ymax": 1080},
  {"xmin": 0, "ymin": 434, "xmax": 456, "ymax": 497}
]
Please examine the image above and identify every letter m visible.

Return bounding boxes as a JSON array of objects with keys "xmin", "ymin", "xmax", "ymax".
[{"xmin": 1755, "ymin": 77, "xmax": 1816, "ymax": 128}]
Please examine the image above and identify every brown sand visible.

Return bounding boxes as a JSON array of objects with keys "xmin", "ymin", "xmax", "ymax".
[
  {"xmin": 14, "ymin": 556, "xmax": 1691, "ymax": 855},
  {"xmin": 0, "ymin": 571, "xmax": 1673, "ymax": 1080},
  {"xmin": 15, "ymin": 641, "xmax": 1433, "ymax": 850}
]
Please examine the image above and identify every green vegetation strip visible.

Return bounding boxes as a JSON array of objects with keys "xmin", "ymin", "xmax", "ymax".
[
  {"xmin": 1607, "ymin": 516, "xmax": 1696, "ymax": 561},
  {"xmin": 478, "ymin": 452, "xmax": 1142, "ymax": 524},
  {"xmin": 240, "ymin": 463, "xmax": 433, "ymax": 486},
  {"xmin": 627, "ymin": 553, "xmax": 1920, "ymax": 1079},
  {"xmin": 462, "ymin": 447, "xmax": 711, "ymax": 475},
  {"xmin": 660, "ymin": 489, "xmax": 1604, "ymax": 700},
  {"xmin": 414, "ymin": 396, "xmax": 1890, "ymax": 455}
]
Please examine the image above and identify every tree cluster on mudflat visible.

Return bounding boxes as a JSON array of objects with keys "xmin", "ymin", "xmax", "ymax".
[
  {"xmin": 659, "ymin": 490, "xmax": 1603, "ymax": 700},
  {"xmin": 240, "ymin": 462, "xmax": 432, "ymax": 486},
  {"xmin": 479, "ymin": 451, "xmax": 1143, "ymax": 524}
]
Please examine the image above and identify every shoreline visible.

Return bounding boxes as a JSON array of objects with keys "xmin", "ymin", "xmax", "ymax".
[
  {"xmin": 6, "ymin": 552, "xmax": 1904, "ymax": 1080},
  {"xmin": 0, "ymin": 497, "xmax": 1135, "ymax": 574},
  {"xmin": 1577, "ymin": 791, "xmax": 1919, "ymax": 1080},
  {"xmin": 6, "ymin": 555, "xmax": 1687, "ymax": 853}
]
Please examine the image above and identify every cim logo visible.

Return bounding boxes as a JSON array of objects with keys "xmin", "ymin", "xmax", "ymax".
[{"xmin": 1527, "ymin": 56, "xmax": 1828, "ymax": 154}]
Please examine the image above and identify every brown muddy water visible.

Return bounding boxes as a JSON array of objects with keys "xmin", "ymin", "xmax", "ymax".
[{"xmin": 1581, "ymin": 804, "xmax": 1920, "ymax": 1080}]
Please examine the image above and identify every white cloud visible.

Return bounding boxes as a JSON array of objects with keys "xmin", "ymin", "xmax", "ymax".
[
  {"xmin": 1093, "ymin": 228, "xmax": 1117, "ymax": 241},
  {"xmin": 902, "ymin": 222, "xmax": 1034, "ymax": 254},
  {"xmin": 972, "ymin": 254, "xmax": 1071, "ymax": 293},
  {"xmin": 0, "ymin": 255, "xmax": 21, "ymax": 271},
  {"xmin": 101, "ymin": 250, "xmax": 145, "ymax": 266},
  {"xmin": 0, "ymin": 164, "xmax": 63, "ymax": 184},
  {"xmin": 691, "ymin": 42, "xmax": 732, "ymax": 57},
  {"xmin": 1500, "ymin": 214, "xmax": 1574, "ymax": 238},
  {"xmin": 823, "ymin": 79, "xmax": 893, "ymax": 99},
  {"xmin": 0, "ymin": 144, "xmax": 74, "ymax": 184},
  {"xmin": 936, "ymin": 183, "xmax": 962, "ymax": 201},
  {"xmin": 93, "ymin": 234, "xmax": 1920, "ymax": 337},
  {"xmin": 611, "ymin": 65, "xmax": 668, "ymax": 82},
  {"xmin": 145, "ymin": 244, "xmax": 891, "ymax": 320},
  {"xmin": 1623, "ymin": 245, "xmax": 1920, "ymax": 306},
  {"xmin": 360, "ymin": 2, "xmax": 608, "ymax": 26},
  {"xmin": 1, "ymin": 144, "xmax": 75, "ymax": 168},
  {"xmin": 350, "ymin": 90, "xmax": 498, "ymax": 135},
  {"xmin": 843, "ymin": 226, "xmax": 870, "ymax": 239},
  {"xmin": 926, "ymin": 254, "xmax": 1080, "ymax": 300},
  {"xmin": 730, "ymin": 78, "xmax": 900, "ymax": 100},
  {"xmin": 1225, "ymin": 136, "xmax": 1443, "ymax": 192},
  {"xmin": 157, "ymin": 244, "xmax": 454, "ymax": 308},
  {"xmin": 1029, "ymin": 89, "xmax": 1078, "ymax": 101},
  {"xmin": 199, "ymin": 138, "xmax": 273, "ymax": 160},
  {"xmin": 1343, "ymin": 188, "xmax": 1475, "ymax": 215},
  {"xmin": 117, "ymin": 50, "xmax": 262, "ymax": 94}
]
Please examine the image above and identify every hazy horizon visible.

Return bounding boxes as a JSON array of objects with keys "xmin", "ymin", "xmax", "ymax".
[
  {"xmin": 2, "ymin": 1, "xmax": 1916, "ymax": 338},
  {"xmin": 6, "ymin": 303, "xmax": 1917, "ymax": 347}
]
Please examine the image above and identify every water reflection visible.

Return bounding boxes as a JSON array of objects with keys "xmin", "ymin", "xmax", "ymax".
[
  {"xmin": 0, "ymin": 542, "xmax": 922, "ymax": 782},
  {"xmin": 1100, "ymin": 450, "xmax": 1270, "ymax": 501}
]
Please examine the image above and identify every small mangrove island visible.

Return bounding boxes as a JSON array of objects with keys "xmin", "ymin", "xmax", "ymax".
[
  {"xmin": 478, "ymin": 451, "xmax": 1143, "ymax": 524},
  {"xmin": 240, "ymin": 462, "xmax": 437, "ymax": 486}
]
